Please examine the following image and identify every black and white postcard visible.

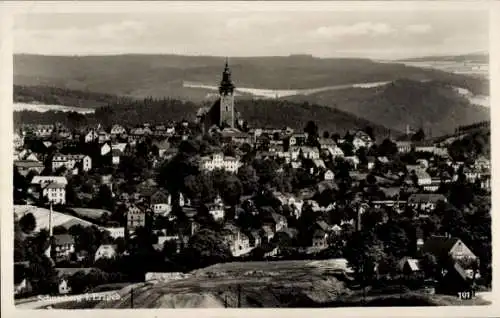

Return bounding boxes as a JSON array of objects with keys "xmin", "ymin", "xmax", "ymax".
[{"xmin": 1, "ymin": 1, "xmax": 498, "ymax": 317}]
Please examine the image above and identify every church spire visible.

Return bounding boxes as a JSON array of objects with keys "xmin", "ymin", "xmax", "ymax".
[{"xmin": 219, "ymin": 57, "xmax": 235, "ymax": 95}]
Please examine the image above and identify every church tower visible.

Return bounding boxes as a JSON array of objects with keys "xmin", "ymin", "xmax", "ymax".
[{"xmin": 219, "ymin": 58, "xmax": 235, "ymax": 128}]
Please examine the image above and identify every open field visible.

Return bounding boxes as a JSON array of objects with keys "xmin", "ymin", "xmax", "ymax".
[
  {"xmin": 14, "ymin": 205, "xmax": 98, "ymax": 232},
  {"xmin": 14, "ymin": 102, "xmax": 95, "ymax": 114},
  {"xmin": 88, "ymin": 259, "xmax": 353, "ymax": 308}
]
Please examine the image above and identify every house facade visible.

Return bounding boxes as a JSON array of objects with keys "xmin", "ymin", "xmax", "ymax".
[
  {"xmin": 199, "ymin": 152, "xmax": 241, "ymax": 173},
  {"xmin": 42, "ymin": 182, "xmax": 66, "ymax": 205},
  {"xmin": 52, "ymin": 234, "xmax": 75, "ymax": 261},
  {"xmin": 52, "ymin": 154, "xmax": 92, "ymax": 172},
  {"xmin": 127, "ymin": 205, "xmax": 146, "ymax": 231},
  {"xmin": 94, "ymin": 244, "xmax": 118, "ymax": 261}
]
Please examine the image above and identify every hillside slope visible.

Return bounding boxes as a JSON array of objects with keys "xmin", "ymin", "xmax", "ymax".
[
  {"xmin": 14, "ymin": 54, "xmax": 489, "ymax": 99},
  {"xmin": 13, "ymin": 88, "xmax": 398, "ymax": 137},
  {"xmin": 283, "ymin": 79, "xmax": 490, "ymax": 136}
]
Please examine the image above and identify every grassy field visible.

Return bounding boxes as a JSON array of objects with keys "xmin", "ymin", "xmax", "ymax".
[{"xmin": 88, "ymin": 260, "xmax": 352, "ymax": 308}]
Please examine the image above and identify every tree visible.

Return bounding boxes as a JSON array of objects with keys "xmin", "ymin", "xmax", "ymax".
[
  {"xmin": 376, "ymin": 221, "xmax": 411, "ymax": 258},
  {"xmin": 339, "ymin": 142, "xmax": 354, "ymax": 157},
  {"xmin": 420, "ymin": 252, "xmax": 438, "ymax": 279},
  {"xmin": 93, "ymin": 184, "xmax": 114, "ymax": 211},
  {"xmin": 378, "ymin": 138, "xmax": 398, "ymax": 157},
  {"xmin": 237, "ymin": 165, "xmax": 259, "ymax": 195},
  {"xmin": 19, "ymin": 213, "xmax": 36, "ymax": 234},
  {"xmin": 344, "ymin": 230, "xmax": 386, "ymax": 282},
  {"xmin": 162, "ymin": 240, "xmax": 178, "ymax": 256},
  {"xmin": 304, "ymin": 121, "xmax": 319, "ymax": 138},
  {"xmin": 53, "ymin": 225, "xmax": 68, "ymax": 235},
  {"xmin": 364, "ymin": 126, "xmax": 375, "ymax": 141},
  {"xmin": 221, "ymin": 176, "xmax": 242, "ymax": 207},
  {"xmin": 119, "ymin": 155, "xmax": 147, "ymax": 181},
  {"xmin": 411, "ymin": 128, "xmax": 425, "ymax": 142},
  {"xmin": 180, "ymin": 228, "xmax": 232, "ymax": 269}
]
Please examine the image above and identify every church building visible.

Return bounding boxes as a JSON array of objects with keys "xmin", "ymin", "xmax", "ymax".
[{"xmin": 196, "ymin": 59, "xmax": 243, "ymax": 133}]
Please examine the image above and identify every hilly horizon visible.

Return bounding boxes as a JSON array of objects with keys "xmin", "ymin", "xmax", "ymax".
[
  {"xmin": 14, "ymin": 54, "xmax": 489, "ymax": 96},
  {"xmin": 398, "ymin": 52, "xmax": 488, "ymax": 63},
  {"xmin": 13, "ymin": 54, "xmax": 490, "ymax": 137},
  {"xmin": 283, "ymin": 79, "xmax": 489, "ymax": 136}
]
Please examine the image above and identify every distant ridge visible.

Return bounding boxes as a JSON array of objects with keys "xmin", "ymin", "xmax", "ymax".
[{"xmin": 398, "ymin": 52, "xmax": 488, "ymax": 63}]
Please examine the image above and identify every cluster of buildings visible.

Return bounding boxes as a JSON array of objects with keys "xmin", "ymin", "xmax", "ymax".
[{"xmin": 13, "ymin": 60, "xmax": 491, "ymax": 298}]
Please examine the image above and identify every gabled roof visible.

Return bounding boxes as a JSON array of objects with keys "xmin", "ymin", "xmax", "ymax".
[
  {"xmin": 97, "ymin": 244, "xmax": 118, "ymax": 252},
  {"xmin": 14, "ymin": 160, "xmax": 45, "ymax": 168},
  {"xmin": 316, "ymin": 220, "xmax": 330, "ymax": 232},
  {"xmin": 312, "ymin": 159, "xmax": 326, "ymax": 169},
  {"xmin": 54, "ymin": 234, "xmax": 75, "ymax": 246},
  {"xmin": 32, "ymin": 176, "xmax": 68, "ymax": 185},
  {"xmin": 44, "ymin": 182, "xmax": 66, "ymax": 189},
  {"xmin": 111, "ymin": 143, "xmax": 128, "ymax": 153}
]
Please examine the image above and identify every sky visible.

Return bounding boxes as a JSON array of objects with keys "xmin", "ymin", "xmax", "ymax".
[{"xmin": 12, "ymin": 2, "xmax": 490, "ymax": 60}]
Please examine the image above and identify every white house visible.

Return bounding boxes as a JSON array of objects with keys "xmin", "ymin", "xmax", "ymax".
[
  {"xmin": 94, "ymin": 244, "xmax": 118, "ymax": 261},
  {"xmin": 324, "ymin": 170, "xmax": 335, "ymax": 181},
  {"xmin": 104, "ymin": 227, "xmax": 125, "ymax": 239},
  {"xmin": 344, "ymin": 156, "xmax": 360, "ymax": 169},
  {"xmin": 13, "ymin": 132, "xmax": 24, "ymax": 149},
  {"xmin": 58, "ymin": 279, "xmax": 71, "ymax": 294},
  {"xmin": 199, "ymin": 152, "xmax": 241, "ymax": 173},
  {"xmin": 414, "ymin": 170, "xmax": 432, "ymax": 186},
  {"xmin": 408, "ymin": 194, "xmax": 447, "ymax": 211},
  {"xmin": 127, "ymin": 205, "xmax": 146, "ymax": 231},
  {"xmin": 300, "ymin": 146, "xmax": 320, "ymax": 160},
  {"xmin": 208, "ymin": 202, "xmax": 225, "ymax": 221},
  {"xmin": 110, "ymin": 124, "xmax": 127, "ymax": 136},
  {"xmin": 42, "ymin": 182, "xmax": 66, "ymax": 204},
  {"xmin": 84, "ymin": 130, "xmax": 99, "ymax": 143},
  {"xmin": 396, "ymin": 141, "xmax": 412, "ymax": 153},
  {"xmin": 52, "ymin": 154, "xmax": 92, "ymax": 172}
]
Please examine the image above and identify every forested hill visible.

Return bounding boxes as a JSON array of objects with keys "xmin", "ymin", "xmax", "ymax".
[
  {"xmin": 14, "ymin": 85, "xmax": 130, "ymax": 108},
  {"xmin": 283, "ymin": 79, "xmax": 490, "ymax": 136},
  {"xmin": 14, "ymin": 54, "xmax": 489, "ymax": 97},
  {"xmin": 14, "ymin": 94, "xmax": 399, "ymax": 138}
]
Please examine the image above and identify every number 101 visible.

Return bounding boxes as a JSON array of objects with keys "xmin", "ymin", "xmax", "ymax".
[{"xmin": 457, "ymin": 291, "xmax": 474, "ymax": 300}]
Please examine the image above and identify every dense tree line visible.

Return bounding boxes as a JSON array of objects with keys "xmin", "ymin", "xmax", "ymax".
[
  {"xmin": 14, "ymin": 88, "xmax": 396, "ymax": 138},
  {"xmin": 14, "ymin": 85, "xmax": 127, "ymax": 108}
]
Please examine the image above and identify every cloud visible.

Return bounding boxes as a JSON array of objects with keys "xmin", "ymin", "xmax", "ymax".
[
  {"xmin": 14, "ymin": 20, "xmax": 147, "ymax": 54},
  {"xmin": 311, "ymin": 22, "xmax": 396, "ymax": 39},
  {"xmin": 405, "ymin": 24, "xmax": 432, "ymax": 34},
  {"xmin": 96, "ymin": 20, "xmax": 145, "ymax": 39}
]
